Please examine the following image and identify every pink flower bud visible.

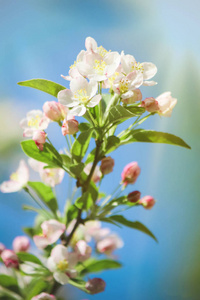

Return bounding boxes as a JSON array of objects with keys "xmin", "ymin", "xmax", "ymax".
[
  {"xmin": 43, "ymin": 101, "xmax": 68, "ymax": 122},
  {"xmin": 12, "ymin": 236, "xmax": 30, "ymax": 253},
  {"xmin": 32, "ymin": 130, "xmax": 46, "ymax": 151},
  {"xmin": 122, "ymin": 89, "xmax": 142, "ymax": 104},
  {"xmin": 0, "ymin": 243, "xmax": 6, "ymax": 255},
  {"xmin": 139, "ymin": 195, "xmax": 155, "ymax": 209},
  {"xmin": 96, "ymin": 234, "xmax": 123, "ymax": 255},
  {"xmin": 85, "ymin": 278, "xmax": 106, "ymax": 294},
  {"xmin": 31, "ymin": 293, "xmax": 56, "ymax": 300},
  {"xmin": 156, "ymin": 92, "xmax": 177, "ymax": 117},
  {"xmin": 62, "ymin": 119, "xmax": 79, "ymax": 135},
  {"xmin": 100, "ymin": 157, "xmax": 115, "ymax": 175},
  {"xmin": 141, "ymin": 97, "xmax": 159, "ymax": 113},
  {"xmin": 1, "ymin": 250, "xmax": 19, "ymax": 268},
  {"xmin": 121, "ymin": 162, "xmax": 141, "ymax": 186},
  {"xmin": 127, "ymin": 190, "xmax": 141, "ymax": 203}
]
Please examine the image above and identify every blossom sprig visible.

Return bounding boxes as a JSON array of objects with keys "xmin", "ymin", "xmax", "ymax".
[{"xmin": 0, "ymin": 36, "xmax": 190, "ymax": 299}]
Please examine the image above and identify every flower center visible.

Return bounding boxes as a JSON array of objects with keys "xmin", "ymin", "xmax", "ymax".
[
  {"xmin": 28, "ymin": 115, "xmax": 41, "ymax": 128},
  {"xmin": 131, "ymin": 62, "xmax": 144, "ymax": 73},
  {"xmin": 93, "ymin": 60, "xmax": 106, "ymax": 75},
  {"xmin": 57, "ymin": 259, "xmax": 69, "ymax": 271},
  {"xmin": 74, "ymin": 89, "xmax": 89, "ymax": 104},
  {"xmin": 119, "ymin": 79, "xmax": 129, "ymax": 94},
  {"xmin": 97, "ymin": 46, "xmax": 108, "ymax": 57}
]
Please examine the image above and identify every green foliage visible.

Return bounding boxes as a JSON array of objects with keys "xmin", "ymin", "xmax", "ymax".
[
  {"xmin": 75, "ymin": 191, "xmax": 93, "ymax": 211},
  {"xmin": 68, "ymin": 278, "xmax": 89, "ymax": 293},
  {"xmin": 79, "ymin": 258, "xmax": 122, "ymax": 276},
  {"xmin": 106, "ymin": 105, "xmax": 145, "ymax": 125},
  {"xmin": 17, "ymin": 252, "xmax": 44, "ymax": 266},
  {"xmin": 110, "ymin": 215, "xmax": 157, "ymax": 242},
  {"xmin": 28, "ymin": 181, "xmax": 58, "ymax": 213},
  {"xmin": 70, "ymin": 163, "xmax": 85, "ymax": 177},
  {"xmin": 104, "ymin": 135, "xmax": 120, "ymax": 153},
  {"xmin": 24, "ymin": 278, "xmax": 50, "ymax": 300},
  {"xmin": 21, "ymin": 140, "xmax": 63, "ymax": 167},
  {"xmin": 120, "ymin": 129, "xmax": 191, "ymax": 149},
  {"xmin": 18, "ymin": 79, "xmax": 66, "ymax": 97},
  {"xmin": 71, "ymin": 129, "xmax": 94, "ymax": 162}
]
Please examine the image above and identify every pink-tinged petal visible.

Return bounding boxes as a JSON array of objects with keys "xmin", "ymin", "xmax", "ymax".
[
  {"xmin": 39, "ymin": 116, "xmax": 50, "ymax": 130},
  {"xmin": 121, "ymin": 90, "xmax": 134, "ymax": 99},
  {"xmin": 53, "ymin": 271, "xmax": 69, "ymax": 285},
  {"xmin": 87, "ymin": 94, "xmax": 102, "ymax": 107},
  {"xmin": 19, "ymin": 118, "xmax": 28, "ymax": 129},
  {"xmin": 127, "ymin": 71, "xmax": 143, "ymax": 89},
  {"xmin": 16, "ymin": 160, "xmax": 29, "ymax": 185},
  {"xmin": 69, "ymin": 105, "xmax": 86, "ymax": 116},
  {"xmin": 143, "ymin": 80, "xmax": 157, "ymax": 86},
  {"xmin": 23, "ymin": 128, "xmax": 35, "ymax": 137},
  {"xmin": 61, "ymin": 74, "xmax": 71, "ymax": 81},
  {"xmin": 51, "ymin": 245, "xmax": 69, "ymax": 263},
  {"xmin": 77, "ymin": 49, "xmax": 86, "ymax": 61},
  {"xmin": 27, "ymin": 110, "xmax": 43, "ymax": 119},
  {"xmin": 77, "ymin": 61, "xmax": 93, "ymax": 78},
  {"xmin": 121, "ymin": 51, "xmax": 136, "ymax": 74},
  {"xmin": 33, "ymin": 235, "xmax": 49, "ymax": 249},
  {"xmin": 104, "ymin": 51, "xmax": 120, "ymax": 65},
  {"xmin": 28, "ymin": 158, "xmax": 45, "ymax": 172},
  {"xmin": 70, "ymin": 76, "xmax": 88, "ymax": 93},
  {"xmin": 87, "ymin": 80, "xmax": 98, "ymax": 98},
  {"xmin": 141, "ymin": 62, "xmax": 157, "ymax": 80},
  {"xmin": 58, "ymin": 89, "xmax": 75, "ymax": 107},
  {"xmin": 85, "ymin": 37, "xmax": 97, "ymax": 52},
  {"xmin": 0, "ymin": 181, "xmax": 22, "ymax": 193}
]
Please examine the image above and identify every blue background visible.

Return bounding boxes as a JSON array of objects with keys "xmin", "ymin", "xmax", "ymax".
[{"xmin": 0, "ymin": 0, "xmax": 200, "ymax": 299}]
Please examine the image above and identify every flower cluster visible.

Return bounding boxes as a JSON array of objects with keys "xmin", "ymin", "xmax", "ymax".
[{"xmin": 0, "ymin": 37, "xmax": 189, "ymax": 299}]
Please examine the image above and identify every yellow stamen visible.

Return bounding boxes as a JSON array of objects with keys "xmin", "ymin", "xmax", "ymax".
[
  {"xmin": 57, "ymin": 260, "xmax": 68, "ymax": 271},
  {"xmin": 28, "ymin": 115, "xmax": 41, "ymax": 128},
  {"xmin": 108, "ymin": 72, "xmax": 119, "ymax": 88},
  {"xmin": 97, "ymin": 46, "xmax": 108, "ymax": 57},
  {"xmin": 119, "ymin": 78, "xmax": 129, "ymax": 94},
  {"xmin": 74, "ymin": 88, "xmax": 89, "ymax": 104},
  {"xmin": 93, "ymin": 60, "xmax": 106, "ymax": 75},
  {"xmin": 10, "ymin": 172, "xmax": 18, "ymax": 181},
  {"xmin": 131, "ymin": 62, "xmax": 144, "ymax": 73}
]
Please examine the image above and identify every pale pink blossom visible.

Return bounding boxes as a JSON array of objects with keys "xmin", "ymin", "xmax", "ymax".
[
  {"xmin": 100, "ymin": 157, "xmax": 115, "ymax": 175},
  {"xmin": 77, "ymin": 51, "xmax": 120, "ymax": 82},
  {"xmin": 85, "ymin": 37, "xmax": 109, "ymax": 59},
  {"xmin": 121, "ymin": 51, "xmax": 157, "ymax": 86},
  {"xmin": 28, "ymin": 158, "xmax": 64, "ymax": 187},
  {"xmin": 139, "ymin": 195, "xmax": 155, "ymax": 209},
  {"xmin": 97, "ymin": 234, "xmax": 124, "ymax": 255},
  {"xmin": 47, "ymin": 244, "xmax": 78, "ymax": 285},
  {"xmin": 127, "ymin": 190, "xmax": 141, "ymax": 203},
  {"xmin": 75, "ymin": 240, "xmax": 92, "ymax": 262},
  {"xmin": 20, "ymin": 110, "xmax": 50, "ymax": 137},
  {"xmin": 62, "ymin": 118, "xmax": 79, "ymax": 135},
  {"xmin": 84, "ymin": 164, "xmax": 102, "ymax": 183},
  {"xmin": 12, "ymin": 236, "xmax": 30, "ymax": 253},
  {"xmin": 121, "ymin": 88, "xmax": 142, "ymax": 104},
  {"xmin": 0, "ymin": 160, "xmax": 29, "ymax": 193},
  {"xmin": 43, "ymin": 101, "xmax": 68, "ymax": 122},
  {"xmin": 113, "ymin": 72, "xmax": 143, "ymax": 99},
  {"xmin": 85, "ymin": 278, "xmax": 106, "ymax": 294},
  {"xmin": 121, "ymin": 162, "xmax": 141, "ymax": 186},
  {"xmin": 33, "ymin": 220, "xmax": 66, "ymax": 249},
  {"xmin": 31, "ymin": 293, "xmax": 56, "ymax": 300},
  {"xmin": 141, "ymin": 97, "xmax": 159, "ymax": 113},
  {"xmin": 156, "ymin": 92, "xmax": 177, "ymax": 117},
  {"xmin": 58, "ymin": 77, "xmax": 101, "ymax": 116},
  {"xmin": 61, "ymin": 50, "xmax": 86, "ymax": 81},
  {"xmin": 1, "ymin": 250, "xmax": 19, "ymax": 268},
  {"xmin": 32, "ymin": 130, "xmax": 46, "ymax": 151},
  {"xmin": 0, "ymin": 243, "xmax": 6, "ymax": 255}
]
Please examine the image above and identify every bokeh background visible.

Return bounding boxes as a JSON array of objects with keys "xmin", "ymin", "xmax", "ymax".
[{"xmin": 0, "ymin": 0, "xmax": 200, "ymax": 299}]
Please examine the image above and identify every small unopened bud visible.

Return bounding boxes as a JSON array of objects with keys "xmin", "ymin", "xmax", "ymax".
[
  {"xmin": 32, "ymin": 130, "xmax": 46, "ymax": 151},
  {"xmin": 43, "ymin": 101, "xmax": 67, "ymax": 122},
  {"xmin": 1, "ymin": 249, "xmax": 19, "ymax": 268},
  {"xmin": 13, "ymin": 236, "xmax": 30, "ymax": 253},
  {"xmin": 127, "ymin": 190, "xmax": 141, "ymax": 203},
  {"xmin": 100, "ymin": 157, "xmax": 115, "ymax": 175},
  {"xmin": 122, "ymin": 89, "xmax": 142, "ymax": 104},
  {"xmin": 139, "ymin": 195, "xmax": 155, "ymax": 209},
  {"xmin": 31, "ymin": 293, "xmax": 56, "ymax": 300},
  {"xmin": 141, "ymin": 97, "xmax": 159, "ymax": 113},
  {"xmin": 62, "ymin": 119, "xmax": 79, "ymax": 135},
  {"xmin": 121, "ymin": 162, "xmax": 141, "ymax": 186},
  {"xmin": 85, "ymin": 278, "xmax": 106, "ymax": 294},
  {"xmin": 0, "ymin": 243, "xmax": 6, "ymax": 255}
]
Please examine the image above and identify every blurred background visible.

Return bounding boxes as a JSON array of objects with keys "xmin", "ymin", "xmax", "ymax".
[{"xmin": 0, "ymin": 0, "xmax": 200, "ymax": 299}]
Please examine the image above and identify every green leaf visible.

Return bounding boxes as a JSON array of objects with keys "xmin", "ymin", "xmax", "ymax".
[
  {"xmin": 25, "ymin": 278, "xmax": 49, "ymax": 300},
  {"xmin": 78, "ymin": 122, "xmax": 92, "ymax": 132},
  {"xmin": 75, "ymin": 191, "xmax": 93, "ymax": 211},
  {"xmin": 22, "ymin": 205, "xmax": 42, "ymax": 214},
  {"xmin": 0, "ymin": 275, "xmax": 18, "ymax": 288},
  {"xmin": 70, "ymin": 163, "xmax": 84, "ymax": 177},
  {"xmin": 60, "ymin": 154, "xmax": 71, "ymax": 170},
  {"xmin": 71, "ymin": 129, "xmax": 94, "ymax": 162},
  {"xmin": 68, "ymin": 278, "xmax": 89, "ymax": 293},
  {"xmin": 105, "ymin": 135, "xmax": 120, "ymax": 153},
  {"xmin": 107, "ymin": 105, "xmax": 145, "ymax": 125},
  {"xmin": 18, "ymin": 79, "xmax": 66, "ymax": 97},
  {"xmin": 66, "ymin": 204, "xmax": 79, "ymax": 225},
  {"xmin": 110, "ymin": 215, "xmax": 157, "ymax": 242},
  {"xmin": 101, "ymin": 93, "xmax": 113, "ymax": 114},
  {"xmin": 28, "ymin": 181, "xmax": 58, "ymax": 212},
  {"xmin": 120, "ymin": 129, "xmax": 191, "ymax": 149},
  {"xmin": 17, "ymin": 252, "xmax": 44, "ymax": 266},
  {"xmin": 79, "ymin": 258, "xmax": 122, "ymax": 276},
  {"xmin": 21, "ymin": 140, "xmax": 62, "ymax": 166},
  {"xmin": 23, "ymin": 227, "xmax": 36, "ymax": 238}
]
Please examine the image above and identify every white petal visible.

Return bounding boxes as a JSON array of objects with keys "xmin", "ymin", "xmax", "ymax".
[
  {"xmin": 0, "ymin": 181, "xmax": 22, "ymax": 193},
  {"xmin": 143, "ymin": 80, "xmax": 158, "ymax": 86},
  {"xmin": 87, "ymin": 94, "xmax": 102, "ymax": 107},
  {"xmin": 47, "ymin": 256, "xmax": 57, "ymax": 272},
  {"xmin": 141, "ymin": 62, "xmax": 157, "ymax": 80},
  {"xmin": 33, "ymin": 236, "xmax": 49, "ymax": 249},
  {"xmin": 16, "ymin": 160, "xmax": 29, "ymax": 185},
  {"xmin": 58, "ymin": 89, "xmax": 74, "ymax": 107},
  {"xmin": 53, "ymin": 271, "xmax": 69, "ymax": 285},
  {"xmin": 69, "ymin": 105, "xmax": 86, "ymax": 116},
  {"xmin": 19, "ymin": 118, "xmax": 28, "ymax": 129},
  {"xmin": 23, "ymin": 128, "xmax": 35, "ymax": 137},
  {"xmin": 51, "ymin": 245, "xmax": 69, "ymax": 263},
  {"xmin": 70, "ymin": 77, "xmax": 88, "ymax": 93},
  {"xmin": 85, "ymin": 37, "xmax": 97, "ymax": 52},
  {"xmin": 121, "ymin": 52, "xmax": 136, "ymax": 74},
  {"xmin": 77, "ymin": 61, "xmax": 93, "ymax": 78},
  {"xmin": 27, "ymin": 110, "xmax": 43, "ymax": 119},
  {"xmin": 87, "ymin": 80, "xmax": 98, "ymax": 98}
]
